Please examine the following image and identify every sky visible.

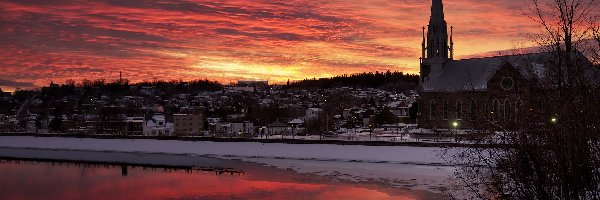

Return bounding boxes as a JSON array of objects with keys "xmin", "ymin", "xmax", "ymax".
[{"xmin": 0, "ymin": 0, "xmax": 543, "ymax": 91}]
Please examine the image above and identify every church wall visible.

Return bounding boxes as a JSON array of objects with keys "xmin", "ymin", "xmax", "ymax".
[{"xmin": 418, "ymin": 64, "xmax": 531, "ymax": 130}]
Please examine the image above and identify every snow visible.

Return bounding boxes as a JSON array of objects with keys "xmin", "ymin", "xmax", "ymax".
[
  {"xmin": 0, "ymin": 147, "xmax": 232, "ymax": 168},
  {"xmin": 0, "ymin": 136, "xmax": 450, "ymax": 165},
  {"xmin": 0, "ymin": 136, "xmax": 461, "ymax": 193},
  {"xmin": 238, "ymin": 157, "xmax": 455, "ymax": 191}
]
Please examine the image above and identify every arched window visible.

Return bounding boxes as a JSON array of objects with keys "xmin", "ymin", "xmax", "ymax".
[
  {"xmin": 456, "ymin": 100, "xmax": 463, "ymax": 120},
  {"xmin": 429, "ymin": 100, "xmax": 436, "ymax": 120},
  {"xmin": 500, "ymin": 100, "xmax": 505, "ymax": 122},
  {"xmin": 505, "ymin": 99, "xmax": 511, "ymax": 122},
  {"xmin": 443, "ymin": 101, "xmax": 449, "ymax": 120},
  {"xmin": 470, "ymin": 100, "xmax": 477, "ymax": 121},
  {"xmin": 492, "ymin": 99, "xmax": 499, "ymax": 122},
  {"xmin": 514, "ymin": 100, "xmax": 522, "ymax": 123}
]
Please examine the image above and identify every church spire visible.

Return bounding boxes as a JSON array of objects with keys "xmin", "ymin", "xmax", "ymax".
[
  {"xmin": 421, "ymin": 26, "xmax": 426, "ymax": 60},
  {"xmin": 431, "ymin": 0, "xmax": 444, "ymax": 22},
  {"xmin": 426, "ymin": 0, "xmax": 449, "ymax": 59},
  {"xmin": 450, "ymin": 26, "xmax": 454, "ymax": 60},
  {"xmin": 420, "ymin": 0, "xmax": 452, "ymax": 86}
]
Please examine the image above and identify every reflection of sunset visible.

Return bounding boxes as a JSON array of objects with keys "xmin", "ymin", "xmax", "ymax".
[
  {"xmin": 0, "ymin": 161, "xmax": 426, "ymax": 200},
  {"xmin": 0, "ymin": 0, "xmax": 540, "ymax": 91}
]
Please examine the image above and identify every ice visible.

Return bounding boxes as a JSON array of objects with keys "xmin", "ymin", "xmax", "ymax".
[{"xmin": 0, "ymin": 136, "xmax": 451, "ymax": 165}]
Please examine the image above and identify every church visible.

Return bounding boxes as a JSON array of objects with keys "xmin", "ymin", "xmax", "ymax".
[{"xmin": 417, "ymin": 0, "xmax": 596, "ymax": 130}]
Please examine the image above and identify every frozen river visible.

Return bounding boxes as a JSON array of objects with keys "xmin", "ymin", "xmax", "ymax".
[{"xmin": 0, "ymin": 136, "xmax": 458, "ymax": 199}]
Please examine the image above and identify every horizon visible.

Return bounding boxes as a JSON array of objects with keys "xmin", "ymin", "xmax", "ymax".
[
  {"xmin": 0, "ymin": 0, "xmax": 543, "ymax": 92},
  {"xmin": 1, "ymin": 70, "xmax": 422, "ymax": 92}
]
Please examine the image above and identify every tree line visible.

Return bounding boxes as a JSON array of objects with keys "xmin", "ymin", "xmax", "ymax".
[{"xmin": 283, "ymin": 70, "xmax": 419, "ymax": 91}]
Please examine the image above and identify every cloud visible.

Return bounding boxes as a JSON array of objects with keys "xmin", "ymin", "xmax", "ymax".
[
  {"xmin": 0, "ymin": 79, "xmax": 37, "ymax": 89},
  {"xmin": 0, "ymin": 0, "xmax": 547, "ymax": 88}
]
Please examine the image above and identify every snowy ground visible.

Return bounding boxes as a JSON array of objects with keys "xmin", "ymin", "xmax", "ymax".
[
  {"xmin": 0, "ymin": 136, "xmax": 460, "ymax": 194},
  {"xmin": 0, "ymin": 136, "xmax": 455, "ymax": 165},
  {"xmin": 256, "ymin": 133, "xmax": 456, "ymax": 143}
]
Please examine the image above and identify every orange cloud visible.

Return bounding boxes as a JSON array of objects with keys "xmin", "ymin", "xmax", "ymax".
[{"xmin": 0, "ymin": 0, "xmax": 543, "ymax": 91}]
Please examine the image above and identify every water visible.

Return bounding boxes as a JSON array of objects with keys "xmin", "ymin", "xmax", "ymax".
[{"xmin": 0, "ymin": 159, "xmax": 448, "ymax": 200}]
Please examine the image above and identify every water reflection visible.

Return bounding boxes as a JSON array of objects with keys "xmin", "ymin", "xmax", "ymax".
[{"xmin": 0, "ymin": 159, "xmax": 446, "ymax": 200}]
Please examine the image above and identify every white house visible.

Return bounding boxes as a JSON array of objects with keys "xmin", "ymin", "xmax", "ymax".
[{"xmin": 142, "ymin": 113, "xmax": 174, "ymax": 136}]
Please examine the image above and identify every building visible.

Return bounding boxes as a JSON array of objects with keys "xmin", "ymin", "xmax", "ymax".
[
  {"xmin": 237, "ymin": 80, "xmax": 268, "ymax": 87},
  {"xmin": 173, "ymin": 113, "xmax": 204, "ymax": 136},
  {"xmin": 230, "ymin": 121, "xmax": 254, "ymax": 135},
  {"xmin": 266, "ymin": 121, "xmax": 289, "ymax": 135},
  {"xmin": 417, "ymin": 0, "xmax": 597, "ymax": 130},
  {"xmin": 142, "ymin": 113, "xmax": 174, "ymax": 136},
  {"xmin": 304, "ymin": 108, "xmax": 323, "ymax": 121},
  {"xmin": 211, "ymin": 121, "xmax": 254, "ymax": 136},
  {"xmin": 0, "ymin": 88, "xmax": 11, "ymax": 101},
  {"xmin": 125, "ymin": 116, "xmax": 144, "ymax": 135}
]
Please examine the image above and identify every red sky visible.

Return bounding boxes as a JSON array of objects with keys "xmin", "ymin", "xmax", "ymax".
[{"xmin": 0, "ymin": 0, "xmax": 543, "ymax": 91}]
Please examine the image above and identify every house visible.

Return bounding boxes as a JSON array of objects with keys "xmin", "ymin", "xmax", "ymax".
[
  {"xmin": 230, "ymin": 121, "xmax": 254, "ymax": 134},
  {"xmin": 288, "ymin": 118, "xmax": 304, "ymax": 128},
  {"xmin": 266, "ymin": 121, "xmax": 289, "ymax": 135},
  {"xmin": 142, "ymin": 113, "xmax": 174, "ymax": 136}
]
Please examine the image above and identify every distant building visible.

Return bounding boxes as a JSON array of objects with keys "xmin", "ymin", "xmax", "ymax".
[
  {"xmin": 266, "ymin": 121, "xmax": 289, "ymax": 135},
  {"xmin": 142, "ymin": 113, "xmax": 174, "ymax": 136},
  {"xmin": 226, "ymin": 80, "xmax": 269, "ymax": 93},
  {"xmin": 237, "ymin": 80, "xmax": 268, "ymax": 87},
  {"xmin": 125, "ymin": 116, "xmax": 144, "ymax": 135},
  {"xmin": 230, "ymin": 121, "xmax": 254, "ymax": 135},
  {"xmin": 304, "ymin": 108, "xmax": 323, "ymax": 121},
  {"xmin": 173, "ymin": 113, "xmax": 204, "ymax": 136},
  {"xmin": 0, "ymin": 88, "xmax": 11, "ymax": 101}
]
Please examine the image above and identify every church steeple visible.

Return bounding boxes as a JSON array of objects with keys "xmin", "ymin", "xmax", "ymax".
[
  {"xmin": 420, "ymin": 0, "xmax": 453, "ymax": 86},
  {"xmin": 431, "ymin": 0, "xmax": 444, "ymax": 22},
  {"xmin": 425, "ymin": 0, "xmax": 449, "ymax": 60}
]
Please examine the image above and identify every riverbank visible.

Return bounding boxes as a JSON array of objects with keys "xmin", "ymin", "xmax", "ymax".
[
  {"xmin": 0, "ymin": 133, "xmax": 495, "ymax": 148},
  {"xmin": 0, "ymin": 136, "xmax": 450, "ymax": 165}
]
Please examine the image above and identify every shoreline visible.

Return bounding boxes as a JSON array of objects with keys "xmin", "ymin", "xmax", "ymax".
[
  {"xmin": 0, "ymin": 135, "xmax": 450, "ymax": 165},
  {"xmin": 0, "ymin": 132, "xmax": 497, "ymax": 148}
]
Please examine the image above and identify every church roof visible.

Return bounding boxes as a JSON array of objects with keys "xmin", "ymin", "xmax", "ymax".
[{"xmin": 422, "ymin": 51, "xmax": 598, "ymax": 92}]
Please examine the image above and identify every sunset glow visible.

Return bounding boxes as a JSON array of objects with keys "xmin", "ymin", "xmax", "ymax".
[{"xmin": 0, "ymin": 0, "xmax": 542, "ymax": 91}]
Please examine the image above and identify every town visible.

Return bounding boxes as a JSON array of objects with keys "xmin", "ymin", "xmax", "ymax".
[{"xmin": 0, "ymin": 71, "xmax": 438, "ymax": 142}]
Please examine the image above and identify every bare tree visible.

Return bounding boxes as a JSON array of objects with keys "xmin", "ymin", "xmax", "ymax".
[
  {"xmin": 527, "ymin": 0, "xmax": 598, "ymax": 93},
  {"xmin": 449, "ymin": 0, "xmax": 600, "ymax": 199}
]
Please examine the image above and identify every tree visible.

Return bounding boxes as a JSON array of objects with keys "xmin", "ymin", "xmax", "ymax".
[
  {"xmin": 373, "ymin": 107, "xmax": 397, "ymax": 126},
  {"xmin": 49, "ymin": 115, "xmax": 62, "ymax": 133},
  {"xmin": 451, "ymin": 1, "xmax": 600, "ymax": 199}
]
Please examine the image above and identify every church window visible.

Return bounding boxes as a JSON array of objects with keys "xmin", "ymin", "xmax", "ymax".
[
  {"xmin": 492, "ymin": 99, "xmax": 499, "ymax": 122},
  {"xmin": 514, "ymin": 100, "xmax": 522, "ymax": 122},
  {"xmin": 470, "ymin": 100, "xmax": 477, "ymax": 121},
  {"xmin": 501, "ymin": 77, "xmax": 514, "ymax": 90},
  {"xmin": 456, "ymin": 100, "xmax": 463, "ymax": 120},
  {"xmin": 505, "ymin": 99, "xmax": 511, "ymax": 122},
  {"xmin": 429, "ymin": 100, "xmax": 436, "ymax": 120},
  {"xmin": 443, "ymin": 101, "xmax": 449, "ymax": 120}
]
